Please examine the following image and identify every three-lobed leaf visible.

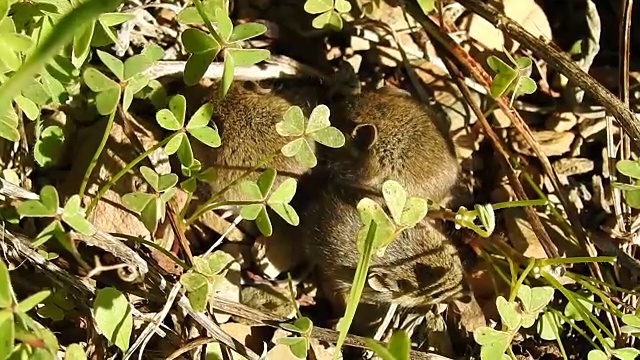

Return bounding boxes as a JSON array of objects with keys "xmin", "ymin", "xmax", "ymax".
[{"xmin": 474, "ymin": 327, "xmax": 510, "ymax": 360}]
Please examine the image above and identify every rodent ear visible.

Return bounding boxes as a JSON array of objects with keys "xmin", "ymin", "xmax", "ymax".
[
  {"xmin": 367, "ymin": 271, "xmax": 400, "ymax": 293},
  {"xmin": 351, "ymin": 123, "xmax": 378, "ymax": 150}
]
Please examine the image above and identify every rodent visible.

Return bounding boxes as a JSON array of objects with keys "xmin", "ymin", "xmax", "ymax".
[{"xmin": 295, "ymin": 87, "xmax": 470, "ymax": 310}]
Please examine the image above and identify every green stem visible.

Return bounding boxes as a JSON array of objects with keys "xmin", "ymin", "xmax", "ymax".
[
  {"xmin": 185, "ymin": 199, "xmax": 264, "ymax": 226},
  {"xmin": 542, "ymin": 271, "xmax": 610, "ymax": 350},
  {"xmin": 185, "ymin": 151, "xmax": 279, "ymax": 225},
  {"xmin": 287, "ymin": 273, "xmax": 302, "ymax": 319},
  {"xmin": 540, "ymin": 256, "xmax": 615, "ymax": 267},
  {"xmin": 492, "ymin": 198, "xmax": 547, "ymax": 210},
  {"xmin": 86, "ymin": 133, "xmax": 178, "ymax": 214},
  {"xmin": 509, "ymin": 259, "xmax": 535, "ymax": 302},
  {"xmin": 79, "ymin": 109, "xmax": 117, "ymax": 198}
]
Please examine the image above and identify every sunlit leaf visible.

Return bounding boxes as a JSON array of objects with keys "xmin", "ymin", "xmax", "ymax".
[
  {"xmin": 188, "ymin": 126, "xmax": 221, "ymax": 148},
  {"xmin": 83, "ymin": 67, "xmax": 118, "ymax": 92},
  {"xmin": 225, "ymin": 48, "xmax": 269, "ymax": 67},
  {"xmin": 228, "ymin": 22, "xmax": 266, "ymax": 43},
  {"xmin": 304, "ymin": 0, "xmax": 332, "ymax": 14},
  {"xmin": 182, "ymin": 28, "xmax": 219, "ymax": 54},
  {"xmin": 93, "ymin": 287, "xmax": 132, "ymax": 352},
  {"xmin": 95, "ymin": 86, "xmax": 121, "ymax": 115},
  {"xmin": 96, "ymin": 49, "xmax": 123, "ymax": 80}
]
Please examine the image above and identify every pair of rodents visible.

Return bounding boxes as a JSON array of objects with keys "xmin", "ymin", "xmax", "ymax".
[{"xmin": 189, "ymin": 78, "xmax": 470, "ymax": 311}]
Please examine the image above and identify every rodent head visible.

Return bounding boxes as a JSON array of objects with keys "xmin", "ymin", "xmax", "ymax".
[{"xmin": 327, "ymin": 89, "xmax": 459, "ymax": 202}]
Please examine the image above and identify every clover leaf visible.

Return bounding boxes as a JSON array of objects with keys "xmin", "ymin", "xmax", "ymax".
[
  {"xmin": 276, "ymin": 104, "xmax": 345, "ymax": 168},
  {"xmin": 83, "ymin": 47, "xmax": 161, "ymax": 114},
  {"xmin": 178, "ymin": 4, "xmax": 269, "ymax": 96},
  {"xmin": 180, "ymin": 251, "xmax": 234, "ymax": 312},
  {"xmin": 473, "ymin": 327, "xmax": 511, "ymax": 360},
  {"xmin": 381, "ymin": 180, "xmax": 428, "ymax": 228},
  {"xmin": 487, "ymin": 53, "xmax": 537, "ymax": 103},
  {"xmin": 304, "ymin": 0, "xmax": 351, "ymax": 30},
  {"xmin": 121, "ymin": 167, "xmax": 177, "ymax": 233},
  {"xmin": 155, "ymin": 95, "xmax": 220, "ymax": 168},
  {"xmin": 239, "ymin": 169, "xmax": 299, "ymax": 236}
]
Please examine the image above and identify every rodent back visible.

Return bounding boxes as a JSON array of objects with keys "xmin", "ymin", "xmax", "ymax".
[{"xmin": 326, "ymin": 89, "xmax": 459, "ymax": 203}]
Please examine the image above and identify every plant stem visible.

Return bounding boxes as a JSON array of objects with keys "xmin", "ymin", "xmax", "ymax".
[
  {"xmin": 79, "ymin": 109, "xmax": 117, "ymax": 198},
  {"xmin": 508, "ymin": 258, "xmax": 535, "ymax": 302},
  {"xmin": 185, "ymin": 199, "xmax": 263, "ymax": 226},
  {"xmin": 86, "ymin": 132, "xmax": 178, "ymax": 214},
  {"xmin": 492, "ymin": 198, "xmax": 547, "ymax": 210},
  {"xmin": 541, "ymin": 256, "xmax": 615, "ymax": 266},
  {"xmin": 185, "ymin": 151, "xmax": 278, "ymax": 225},
  {"xmin": 113, "ymin": 234, "xmax": 189, "ymax": 270}
]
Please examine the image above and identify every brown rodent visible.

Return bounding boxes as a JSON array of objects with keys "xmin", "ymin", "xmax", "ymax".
[{"xmin": 296, "ymin": 87, "xmax": 469, "ymax": 309}]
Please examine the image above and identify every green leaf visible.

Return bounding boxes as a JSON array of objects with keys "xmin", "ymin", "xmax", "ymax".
[
  {"xmin": 39, "ymin": 185, "xmax": 59, "ymax": 213},
  {"xmin": 537, "ymin": 311, "xmax": 562, "ymax": 341},
  {"xmin": 0, "ymin": 0, "xmax": 8, "ymax": 22},
  {"xmin": 156, "ymin": 109, "xmax": 182, "ymax": 131},
  {"xmin": 213, "ymin": 7, "xmax": 232, "ymax": 41},
  {"xmin": 169, "ymin": 94, "xmax": 187, "ymax": 126},
  {"xmin": 487, "ymin": 55, "xmax": 511, "ymax": 73},
  {"xmin": 182, "ymin": 28, "xmax": 219, "ymax": 54},
  {"xmin": 473, "ymin": 327, "xmax": 510, "ymax": 360},
  {"xmin": 334, "ymin": 0, "xmax": 351, "ymax": 13},
  {"xmin": 277, "ymin": 106, "xmax": 305, "ymax": 137},
  {"xmin": 180, "ymin": 272, "xmax": 208, "ymax": 291},
  {"xmin": 517, "ymin": 285, "xmax": 554, "ymax": 314},
  {"xmin": 205, "ymin": 251, "xmax": 234, "ymax": 274},
  {"xmin": 0, "ymin": 309, "xmax": 14, "ymax": 358},
  {"xmin": 219, "ymin": 50, "xmax": 235, "ymax": 98},
  {"xmin": 83, "ymin": 67, "xmax": 118, "ymax": 92},
  {"xmin": 515, "ymin": 77, "xmax": 536, "ymax": 96},
  {"xmin": 156, "ymin": 173, "xmax": 178, "ymax": 193},
  {"xmin": 306, "ymin": 104, "xmax": 330, "ymax": 133},
  {"xmin": 255, "ymin": 208, "xmax": 272, "ymax": 236},
  {"xmin": 270, "ymin": 203, "xmax": 299, "ymax": 226},
  {"xmin": 0, "ymin": 260, "xmax": 13, "ymax": 308},
  {"xmin": 160, "ymin": 187, "xmax": 176, "ymax": 203},
  {"xmin": 293, "ymin": 317, "xmax": 313, "ymax": 335},
  {"xmin": 387, "ymin": 330, "xmax": 410, "ymax": 360},
  {"xmin": 139, "ymin": 166, "xmax": 159, "ymax": 189},
  {"xmin": 490, "ymin": 72, "xmax": 516, "ymax": 98},
  {"xmin": 142, "ymin": 43, "xmax": 164, "ymax": 62},
  {"xmin": 64, "ymin": 344, "xmax": 87, "ymax": 360},
  {"xmin": 240, "ymin": 181, "xmax": 263, "ymax": 201},
  {"xmin": 282, "ymin": 139, "xmax": 316, "ymax": 168},
  {"xmin": 617, "ymin": 160, "xmax": 640, "ymax": 179},
  {"xmin": 624, "ymin": 188, "xmax": 640, "ymax": 209},
  {"xmin": 304, "ymin": 0, "xmax": 332, "ymax": 14},
  {"xmin": 496, "ymin": 296, "xmax": 521, "ymax": 329},
  {"xmin": 72, "ymin": 23, "xmax": 95, "ymax": 67},
  {"xmin": 588, "ymin": 350, "xmax": 609, "ymax": 360},
  {"xmin": 17, "ymin": 200, "xmax": 54, "ymax": 218},
  {"xmin": 93, "ymin": 287, "xmax": 132, "ymax": 352},
  {"xmin": 121, "ymin": 192, "xmax": 154, "ymax": 213},
  {"xmin": 123, "ymin": 54, "xmax": 152, "ymax": 80},
  {"xmin": 34, "ymin": 125, "xmax": 65, "ymax": 167},
  {"xmin": 276, "ymin": 337, "xmax": 308, "ymax": 358},
  {"xmin": 122, "ymin": 75, "xmax": 149, "ymax": 111},
  {"xmin": 564, "ymin": 291, "xmax": 593, "ymax": 322},
  {"xmin": 188, "ymin": 126, "xmax": 221, "ymax": 148},
  {"xmin": 612, "ymin": 348, "xmax": 640, "ymax": 360},
  {"xmin": 187, "ymin": 103, "xmax": 214, "ymax": 129},
  {"xmin": 0, "ymin": 112, "xmax": 19, "ymax": 142},
  {"xmin": 184, "ymin": 50, "xmax": 218, "ymax": 86},
  {"xmin": 187, "ymin": 281, "xmax": 209, "ymax": 312},
  {"xmin": 281, "ymin": 138, "xmax": 303, "ymax": 158},
  {"xmin": 356, "ymin": 198, "xmax": 395, "ymax": 253},
  {"xmin": 176, "ymin": 135, "xmax": 195, "ymax": 168},
  {"xmin": 5, "ymin": 33, "xmax": 32, "ymax": 52},
  {"xmin": 62, "ymin": 212, "xmax": 94, "ymax": 235},
  {"xmin": 312, "ymin": 10, "xmax": 342, "ymax": 30},
  {"xmin": 515, "ymin": 56, "xmax": 532, "ymax": 70},
  {"xmin": 14, "ymin": 95, "xmax": 39, "ymax": 120},
  {"xmin": 225, "ymin": 48, "xmax": 270, "ymax": 67},
  {"xmin": 98, "ymin": 12, "xmax": 134, "ymax": 26},
  {"xmin": 364, "ymin": 340, "xmax": 396, "ymax": 360},
  {"xmin": 140, "ymin": 199, "xmax": 161, "ymax": 233},
  {"xmin": 381, "ymin": 180, "xmax": 406, "ymax": 225},
  {"xmin": 399, "ymin": 197, "xmax": 428, "ymax": 227},
  {"xmin": 32, "ymin": 220, "xmax": 64, "ymax": 248},
  {"xmin": 176, "ymin": 6, "xmax": 203, "ymax": 25},
  {"xmin": 96, "ymin": 50, "xmax": 123, "ymax": 81},
  {"xmin": 95, "ymin": 86, "xmax": 121, "ymax": 115},
  {"xmin": 229, "ymin": 22, "xmax": 267, "ymax": 43},
  {"xmin": 165, "ymin": 132, "xmax": 187, "ymax": 155},
  {"xmin": 269, "ymin": 178, "xmax": 297, "ymax": 204},
  {"xmin": 308, "ymin": 127, "xmax": 345, "ymax": 148},
  {"xmin": 16, "ymin": 290, "xmax": 51, "ymax": 312},
  {"xmin": 257, "ymin": 168, "xmax": 277, "ymax": 196}
]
